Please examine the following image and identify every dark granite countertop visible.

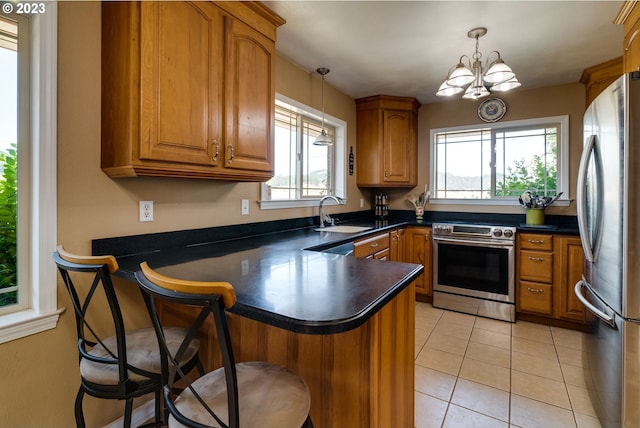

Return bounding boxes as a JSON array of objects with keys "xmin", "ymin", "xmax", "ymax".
[
  {"xmin": 105, "ymin": 226, "xmax": 423, "ymax": 335},
  {"xmin": 94, "ymin": 210, "xmax": 577, "ymax": 334}
]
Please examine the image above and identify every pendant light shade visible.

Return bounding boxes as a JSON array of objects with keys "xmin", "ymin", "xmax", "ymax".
[
  {"xmin": 483, "ymin": 58, "xmax": 515, "ymax": 84},
  {"xmin": 490, "ymin": 76, "xmax": 522, "ymax": 92},
  {"xmin": 446, "ymin": 63, "xmax": 474, "ymax": 87},
  {"xmin": 314, "ymin": 67, "xmax": 332, "ymax": 146},
  {"xmin": 314, "ymin": 129, "xmax": 332, "ymax": 145},
  {"xmin": 436, "ymin": 80, "xmax": 465, "ymax": 97},
  {"xmin": 462, "ymin": 83, "xmax": 490, "ymax": 100}
]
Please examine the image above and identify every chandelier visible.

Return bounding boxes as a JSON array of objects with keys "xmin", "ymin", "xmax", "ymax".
[{"xmin": 436, "ymin": 27, "xmax": 521, "ymax": 100}]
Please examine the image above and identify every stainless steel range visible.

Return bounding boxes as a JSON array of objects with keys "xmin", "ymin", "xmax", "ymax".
[{"xmin": 432, "ymin": 223, "xmax": 516, "ymax": 322}]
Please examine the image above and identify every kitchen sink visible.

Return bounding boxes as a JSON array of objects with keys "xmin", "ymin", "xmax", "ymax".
[{"xmin": 315, "ymin": 225, "xmax": 373, "ymax": 233}]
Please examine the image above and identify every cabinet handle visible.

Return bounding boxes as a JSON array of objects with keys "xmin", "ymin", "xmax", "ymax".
[
  {"xmin": 527, "ymin": 287, "xmax": 544, "ymax": 294},
  {"xmin": 393, "ymin": 234, "xmax": 399, "ymax": 244},
  {"xmin": 527, "ymin": 239, "xmax": 545, "ymax": 244},
  {"xmin": 227, "ymin": 144, "xmax": 234, "ymax": 164},
  {"xmin": 212, "ymin": 140, "xmax": 220, "ymax": 162},
  {"xmin": 384, "ymin": 170, "xmax": 389, "ymax": 178},
  {"xmin": 370, "ymin": 243, "xmax": 379, "ymax": 248},
  {"xmin": 528, "ymin": 256, "xmax": 546, "ymax": 262}
]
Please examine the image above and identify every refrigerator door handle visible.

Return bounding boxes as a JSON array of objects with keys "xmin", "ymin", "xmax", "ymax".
[
  {"xmin": 577, "ymin": 134, "xmax": 597, "ymax": 262},
  {"xmin": 575, "ymin": 277, "xmax": 616, "ymax": 328}
]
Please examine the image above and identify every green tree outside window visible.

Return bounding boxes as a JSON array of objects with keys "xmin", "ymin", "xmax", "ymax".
[{"xmin": 0, "ymin": 143, "xmax": 17, "ymax": 306}]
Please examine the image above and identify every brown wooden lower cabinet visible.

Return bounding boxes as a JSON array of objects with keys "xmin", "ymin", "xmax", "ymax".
[
  {"xmin": 555, "ymin": 236, "xmax": 587, "ymax": 322},
  {"xmin": 158, "ymin": 283, "xmax": 416, "ymax": 428},
  {"xmin": 404, "ymin": 227, "xmax": 432, "ymax": 302},
  {"xmin": 516, "ymin": 233, "xmax": 588, "ymax": 329}
]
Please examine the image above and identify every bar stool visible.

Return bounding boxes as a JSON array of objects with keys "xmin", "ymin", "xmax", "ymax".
[
  {"xmin": 54, "ymin": 246, "xmax": 202, "ymax": 427},
  {"xmin": 135, "ymin": 261, "xmax": 313, "ymax": 428}
]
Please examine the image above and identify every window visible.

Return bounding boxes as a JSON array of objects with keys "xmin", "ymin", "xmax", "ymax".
[
  {"xmin": 0, "ymin": 16, "xmax": 19, "ymax": 309},
  {"xmin": 269, "ymin": 104, "xmax": 334, "ymax": 199},
  {"xmin": 260, "ymin": 94, "xmax": 347, "ymax": 209},
  {"xmin": 430, "ymin": 116, "xmax": 569, "ymax": 205},
  {"xmin": 0, "ymin": 7, "xmax": 60, "ymax": 344}
]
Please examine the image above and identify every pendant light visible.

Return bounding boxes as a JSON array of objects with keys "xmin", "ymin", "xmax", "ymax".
[{"xmin": 314, "ymin": 67, "xmax": 332, "ymax": 146}]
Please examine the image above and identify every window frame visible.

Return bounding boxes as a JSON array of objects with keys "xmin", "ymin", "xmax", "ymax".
[
  {"xmin": 0, "ymin": 6, "xmax": 61, "ymax": 344},
  {"xmin": 260, "ymin": 93, "xmax": 347, "ymax": 210},
  {"xmin": 429, "ymin": 115, "xmax": 570, "ymax": 206}
]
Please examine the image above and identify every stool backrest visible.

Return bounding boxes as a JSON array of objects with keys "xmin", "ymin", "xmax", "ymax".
[
  {"xmin": 54, "ymin": 245, "xmax": 155, "ymax": 392},
  {"xmin": 135, "ymin": 262, "xmax": 239, "ymax": 428}
]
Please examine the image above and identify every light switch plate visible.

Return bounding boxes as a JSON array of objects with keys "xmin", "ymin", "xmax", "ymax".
[{"xmin": 241, "ymin": 199, "xmax": 249, "ymax": 215}]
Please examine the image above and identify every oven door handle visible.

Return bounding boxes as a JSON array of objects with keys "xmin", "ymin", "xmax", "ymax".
[{"xmin": 432, "ymin": 237, "xmax": 514, "ymax": 249}]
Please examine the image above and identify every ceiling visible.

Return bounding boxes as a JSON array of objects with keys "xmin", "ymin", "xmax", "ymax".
[{"xmin": 263, "ymin": 1, "xmax": 625, "ymax": 105}]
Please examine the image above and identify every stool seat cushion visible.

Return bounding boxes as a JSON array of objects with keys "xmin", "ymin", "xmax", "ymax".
[
  {"xmin": 80, "ymin": 327, "xmax": 199, "ymax": 385},
  {"xmin": 169, "ymin": 361, "xmax": 311, "ymax": 428}
]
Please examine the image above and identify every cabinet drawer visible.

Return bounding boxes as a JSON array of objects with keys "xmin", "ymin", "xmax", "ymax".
[
  {"xmin": 370, "ymin": 247, "xmax": 390, "ymax": 260},
  {"xmin": 519, "ymin": 250, "xmax": 553, "ymax": 283},
  {"xmin": 354, "ymin": 233, "xmax": 390, "ymax": 259},
  {"xmin": 519, "ymin": 233, "xmax": 553, "ymax": 251},
  {"xmin": 518, "ymin": 281, "xmax": 553, "ymax": 315}
]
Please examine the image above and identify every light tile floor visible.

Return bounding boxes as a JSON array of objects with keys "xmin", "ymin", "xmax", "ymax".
[{"xmin": 414, "ymin": 302, "xmax": 602, "ymax": 428}]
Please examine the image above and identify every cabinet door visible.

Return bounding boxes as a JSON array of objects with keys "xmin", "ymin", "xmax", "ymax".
[
  {"xmin": 139, "ymin": 2, "xmax": 222, "ymax": 166},
  {"xmin": 383, "ymin": 110, "xmax": 415, "ymax": 184},
  {"xmin": 425, "ymin": 229, "xmax": 432, "ymax": 296},
  {"xmin": 390, "ymin": 229, "xmax": 405, "ymax": 262},
  {"xmin": 624, "ymin": 14, "xmax": 640, "ymax": 73},
  {"xmin": 556, "ymin": 236, "xmax": 586, "ymax": 322},
  {"xmin": 405, "ymin": 227, "xmax": 431, "ymax": 299},
  {"xmin": 224, "ymin": 17, "xmax": 275, "ymax": 173}
]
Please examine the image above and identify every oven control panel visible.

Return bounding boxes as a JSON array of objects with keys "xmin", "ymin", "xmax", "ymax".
[{"xmin": 432, "ymin": 223, "xmax": 516, "ymax": 242}]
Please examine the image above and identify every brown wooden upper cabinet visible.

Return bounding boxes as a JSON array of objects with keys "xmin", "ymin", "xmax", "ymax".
[
  {"xmin": 101, "ymin": 1, "xmax": 284, "ymax": 181},
  {"xmin": 616, "ymin": 1, "xmax": 640, "ymax": 73},
  {"xmin": 580, "ymin": 57, "xmax": 622, "ymax": 107},
  {"xmin": 355, "ymin": 95, "xmax": 420, "ymax": 187}
]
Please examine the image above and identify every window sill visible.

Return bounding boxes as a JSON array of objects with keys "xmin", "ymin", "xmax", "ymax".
[
  {"xmin": 429, "ymin": 198, "xmax": 572, "ymax": 207},
  {"xmin": 259, "ymin": 199, "xmax": 346, "ymax": 210},
  {"xmin": 0, "ymin": 307, "xmax": 65, "ymax": 345}
]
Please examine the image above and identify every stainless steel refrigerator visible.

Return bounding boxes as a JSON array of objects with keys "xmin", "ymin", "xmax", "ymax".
[{"xmin": 576, "ymin": 73, "xmax": 640, "ymax": 428}]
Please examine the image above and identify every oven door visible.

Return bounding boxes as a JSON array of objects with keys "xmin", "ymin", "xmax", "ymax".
[{"xmin": 433, "ymin": 237, "xmax": 515, "ymax": 303}]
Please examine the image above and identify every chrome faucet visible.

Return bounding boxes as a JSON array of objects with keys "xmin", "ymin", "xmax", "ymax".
[{"xmin": 318, "ymin": 195, "xmax": 345, "ymax": 228}]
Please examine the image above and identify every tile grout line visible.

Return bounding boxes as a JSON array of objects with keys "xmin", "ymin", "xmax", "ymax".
[{"xmin": 415, "ymin": 304, "xmax": 600, "ymax": 427}]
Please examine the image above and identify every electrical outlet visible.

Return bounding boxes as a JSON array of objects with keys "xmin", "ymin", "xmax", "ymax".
[
  {"xmin": 139, "ymin": 200, "xmax": 153, "ymax": 222},
  {"xmin": 360, "ymin": 198, "xmax": 364, "ymax": 208},
  {"xmin": 241, "ymin": 199, "xmax": 249, "ymax": 215}
]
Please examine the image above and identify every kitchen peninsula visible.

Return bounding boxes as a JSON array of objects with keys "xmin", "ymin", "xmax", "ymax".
[{"xmin": 95, "ymin": 224, "xmax": 423, "ymax": 428}]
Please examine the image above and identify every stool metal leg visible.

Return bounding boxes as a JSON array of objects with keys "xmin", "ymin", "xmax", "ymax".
[{"xmin": 74, "ymin": 388, "xmax": 85, "ymax": 428}]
